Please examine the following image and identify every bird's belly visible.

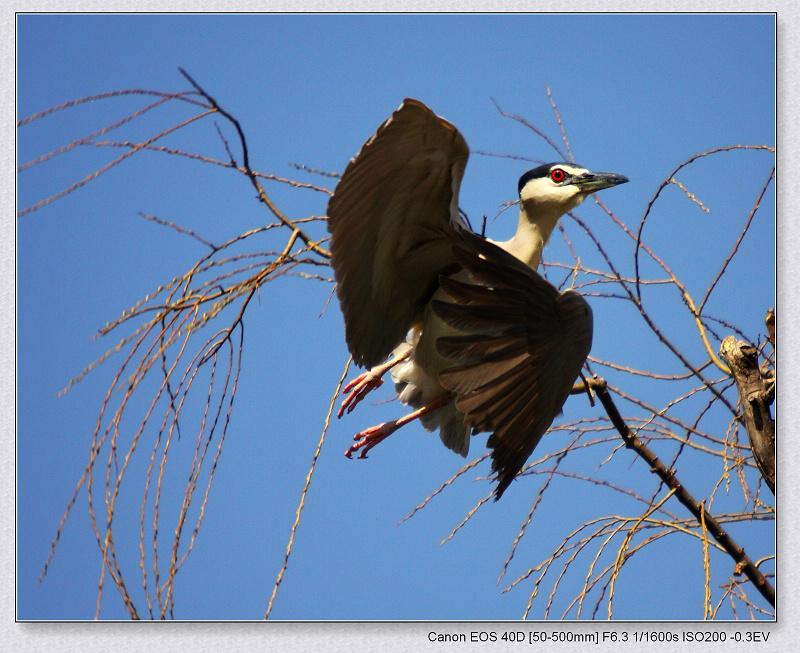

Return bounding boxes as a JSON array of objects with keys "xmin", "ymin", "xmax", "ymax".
[
  {"xmin": 389, "ymin": 312, "xmax": 453, "ymax": 409},
  {"xmin": 388, "ymin": 272, "xmax": 473, "ymax": 456},
  {"xmin": 392, "ymin": 268, "xmax": 472, "ymax": 401}
]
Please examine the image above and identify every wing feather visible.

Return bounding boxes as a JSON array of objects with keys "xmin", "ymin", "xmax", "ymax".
[
  {"xmin": 327, "ymin": 99, "xmax": 470, "ymax": 367},
  {"xmin": 433, "ymin": 230, "xmax": 593, "ymax": 499}
]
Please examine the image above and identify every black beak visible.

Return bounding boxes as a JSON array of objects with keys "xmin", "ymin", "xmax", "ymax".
[{"xmin": 572, "ymin": 171, "xmax": 629, "ymax": 193}]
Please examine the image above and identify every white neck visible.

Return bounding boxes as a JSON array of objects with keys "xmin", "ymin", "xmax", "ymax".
[{"xmin": 499, "ymin": 202, "xmax": 562, "ymax": 270}]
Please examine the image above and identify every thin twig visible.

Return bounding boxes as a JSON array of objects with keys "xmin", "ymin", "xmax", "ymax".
[
  {"xmin": 587, "ymin": 376, "xmax": 775, "ymax": 608},
  {"xmin": 264, "ymin": 357, "xmax": 352, "ymax": 619}
]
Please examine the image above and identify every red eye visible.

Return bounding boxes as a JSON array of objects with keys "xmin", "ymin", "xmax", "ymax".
[{"xmin": 550, "ymin": 168, "xmax": 566, "ymax": 183}]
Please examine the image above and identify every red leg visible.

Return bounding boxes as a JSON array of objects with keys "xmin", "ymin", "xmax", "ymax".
[
  {"xmin": 337, "ymin": 351, "xmax": 410, "ymax": 418},
  {"xmin": 344, "ymin": 394, "xmax": 453, "ymax": 459}
]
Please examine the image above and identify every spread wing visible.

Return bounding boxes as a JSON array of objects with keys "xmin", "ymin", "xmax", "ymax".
[
  {"xmin": 432, "ymin": 230, "xmax": 593, "ymax": 499},
  {"xmin": 327, "ymin": 98, "xmax": 470, "ymax": 368}
]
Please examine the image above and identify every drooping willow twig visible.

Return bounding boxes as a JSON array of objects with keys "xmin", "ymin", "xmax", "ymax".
[
  {"xmin": 28, "ymin": 76, "xmax": 336, "ymax": 618},
  {"xmin": 24, "ymin": 78, "xmax": 774, "ymax": 620},
  {"xmin": 403, "ymin": 91, "xmax": 774, "ymax": 620}
]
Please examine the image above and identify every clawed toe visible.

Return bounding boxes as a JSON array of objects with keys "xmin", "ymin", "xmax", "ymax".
[
  {"xmin": 337, "ymin": 371, "xmax": 385, "ymax": 418},
  {"xmin": 344, "ymin": 422, "xmax": 396, "ymax": 458},
  {"xmin": 337, "ymin": 353, "xmax": 411, "ymax": 419}
]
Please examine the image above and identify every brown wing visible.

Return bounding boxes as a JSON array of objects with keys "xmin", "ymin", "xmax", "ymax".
[
  {"xmin": 431, "ymin": 230, "xmax": 593, "ymax": 499},
  {"xmin": 327, "ymin": 99, "xmax": 470, "ymax": 368}
]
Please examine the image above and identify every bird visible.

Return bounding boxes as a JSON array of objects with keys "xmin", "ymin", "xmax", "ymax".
[{"xmin": 326, "ymin": 98, "xmax": 628, "ymax": 499}]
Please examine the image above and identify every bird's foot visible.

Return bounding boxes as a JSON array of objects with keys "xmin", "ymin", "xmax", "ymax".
[
  {"xmin": 343, "ymin": 393, "xmax": 454, "ymax": 460},
  {"xmin": 337, "ymin": 370, "xmax": 386, "ymax": 418},
  {"xmin": 344, "ymin": 421, "xmax": 399, "ymax": 459},
  {"xmin": 337, "ymin": 351, "xmax": 411, "ymax": 418}
]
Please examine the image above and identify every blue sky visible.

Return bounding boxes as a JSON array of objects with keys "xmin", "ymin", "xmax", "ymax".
[{"xmin": 16, "ymin": 14, "xmax": 776, "ymax": 625}]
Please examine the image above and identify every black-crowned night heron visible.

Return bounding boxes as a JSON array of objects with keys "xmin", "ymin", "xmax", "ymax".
[{"xmin": 327, "ymin": 98, "xmax": 628, "ymax": 499}]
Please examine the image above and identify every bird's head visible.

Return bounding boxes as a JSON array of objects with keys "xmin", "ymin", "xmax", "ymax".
[{"xmin": 518, "ymin": 162, "xmax": 628, "ymax": 220}]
